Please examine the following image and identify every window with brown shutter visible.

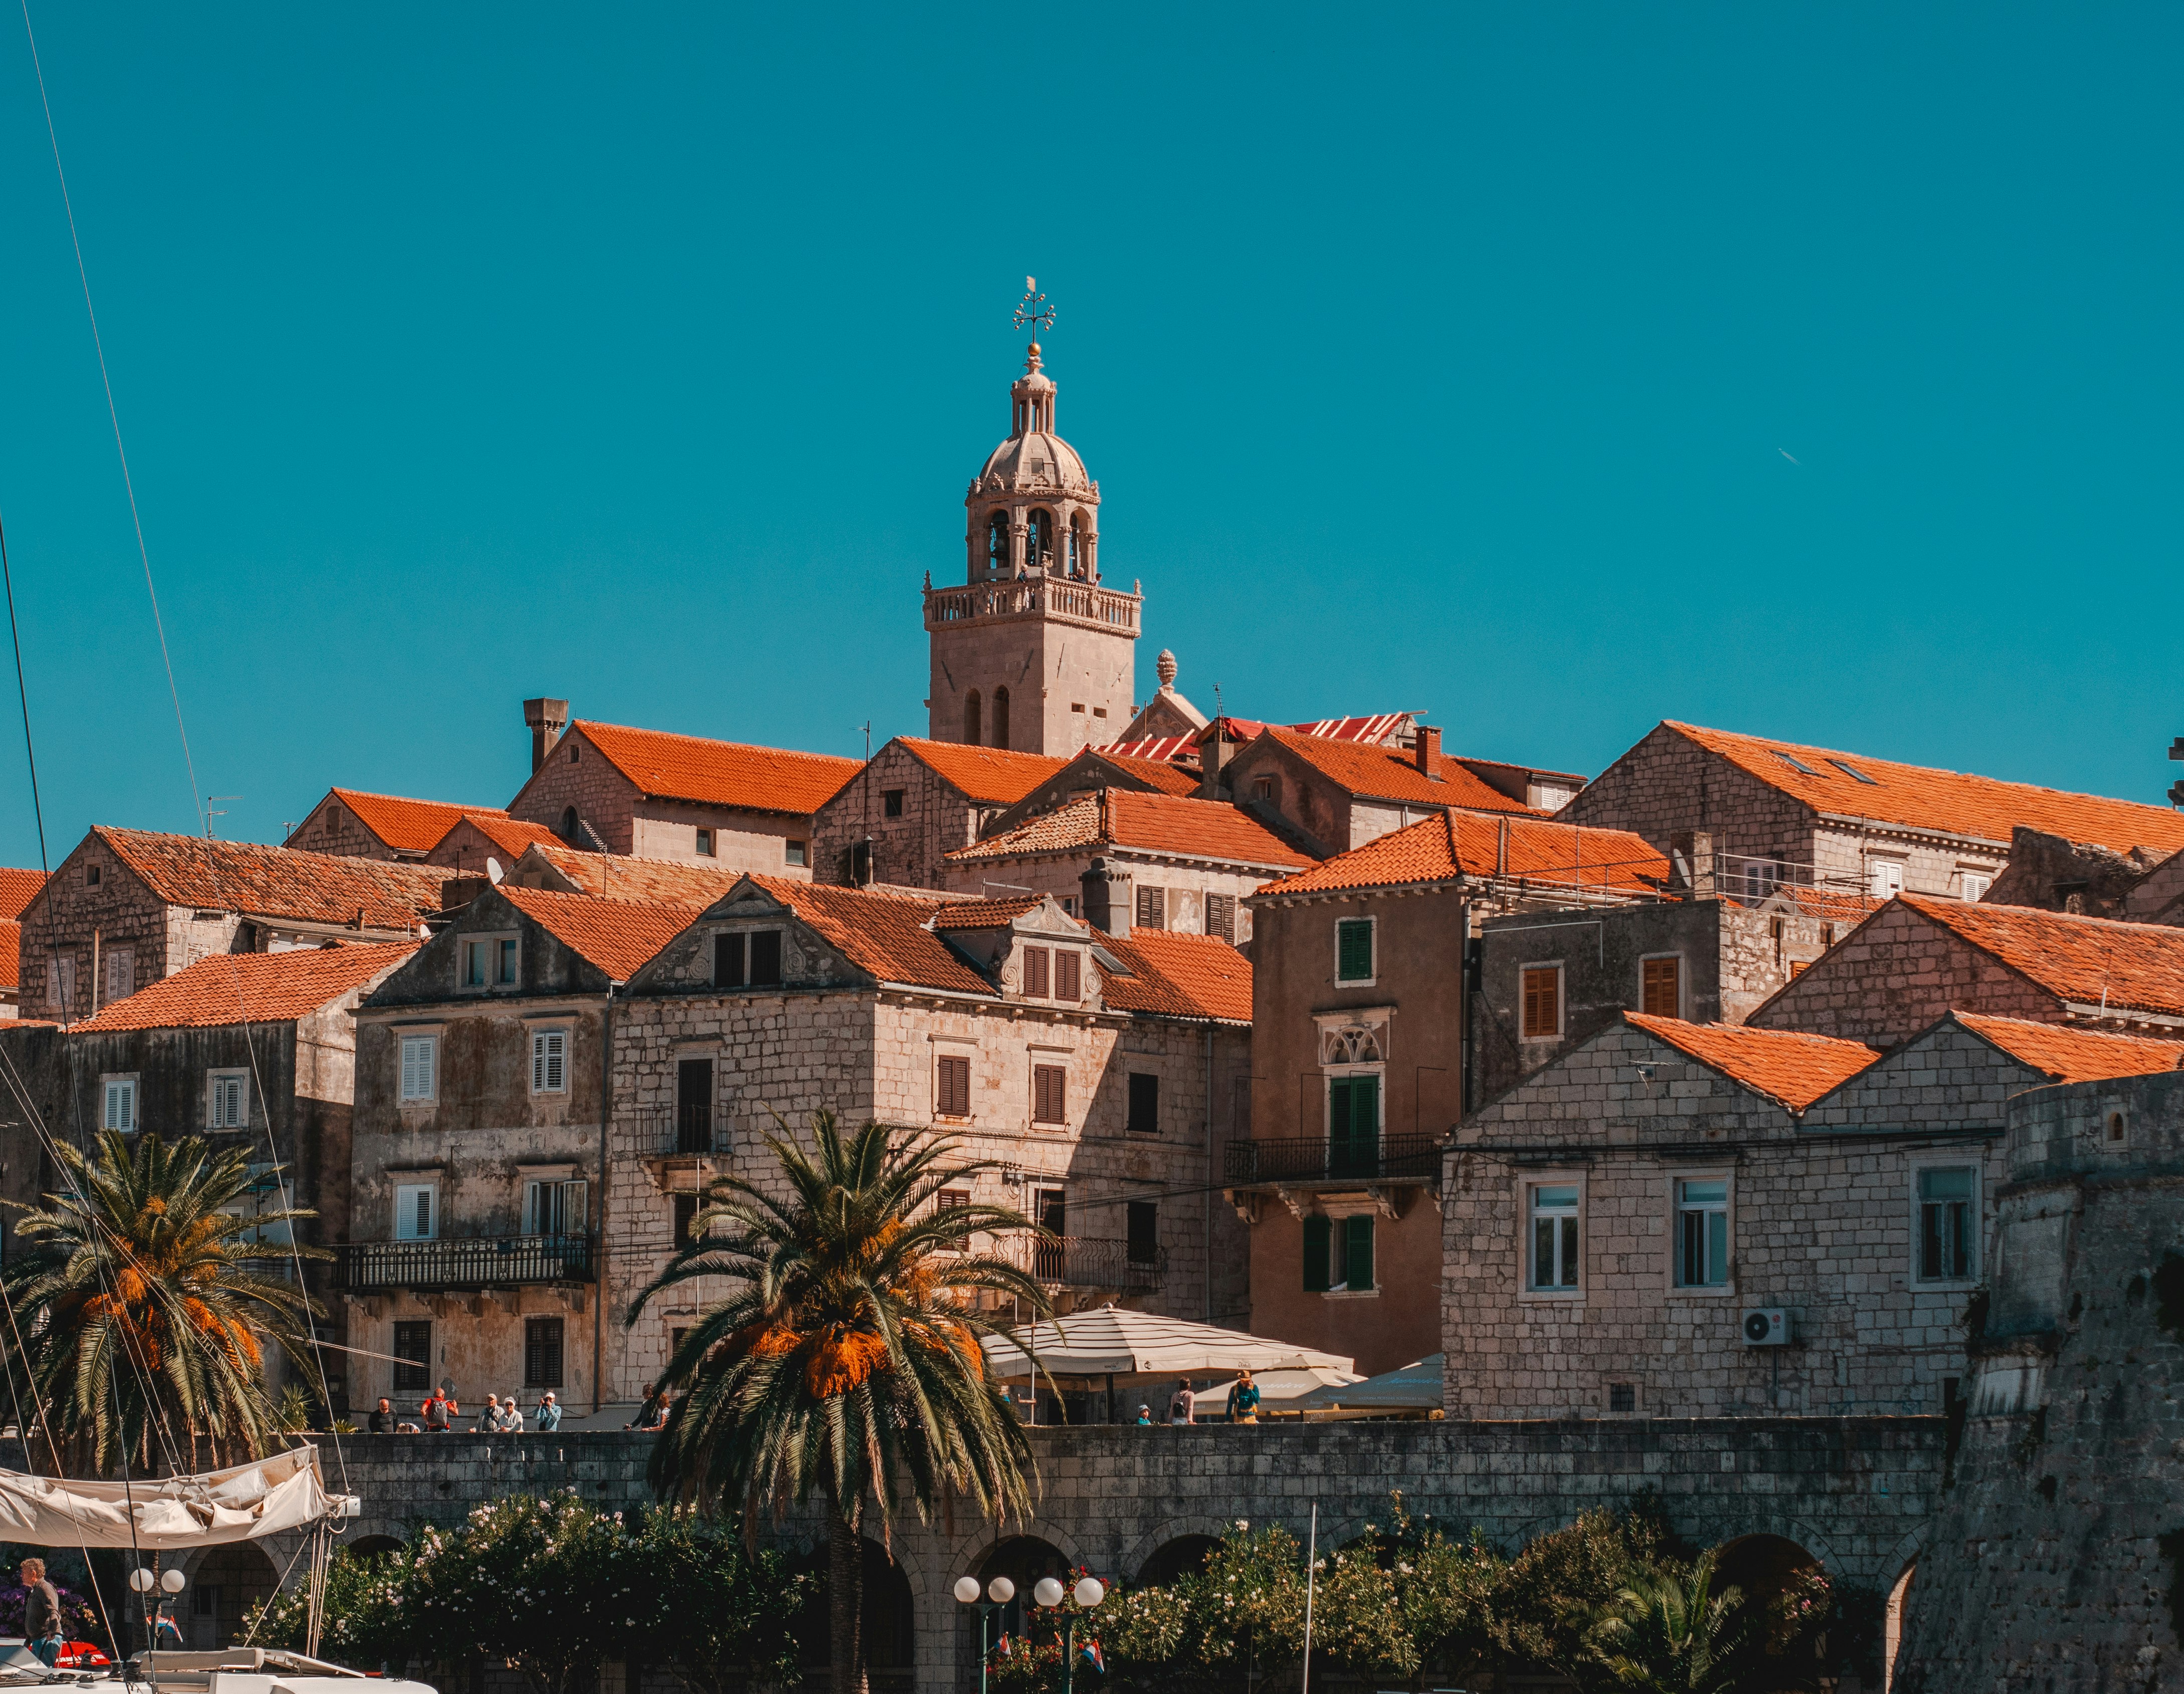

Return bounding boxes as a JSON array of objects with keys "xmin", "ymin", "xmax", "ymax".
[
  {"xmin": 1032, "ymin": 1064, "xmax": 1067, "ymax": 1125},
  {"xmin": 935, "ymin": 1055, "xmax": 970, "ymax": 1118},
  {"xmin": 936, "ymin": 1187, "xmax": 970, "ymax": 1211},
  {"xmin": 1023, "ymin": 946, "xmax": 1050, "ymax": 998},
  {"xmin": 1521, "ymin": 966, "xmax": 1560, "ymax": 1039},
  {"xmin": 1135, "ymin": 886, "xmax": 1165, "ymax": 930},
  {"xmin": 1641, "ymin": 956, "xmax": 1680, "ymax": 1018},
  {"xmin": 1206, "ymin": 894, "xmax": 1235, "ymax": 942},
  {"xmin": 1054, "ymin": 949, "xmax": 1081, "ymax": 1002}
]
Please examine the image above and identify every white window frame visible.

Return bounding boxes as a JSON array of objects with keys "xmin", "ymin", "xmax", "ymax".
[
  {"xmin": 1959, "ymin": 870, "xmax": 1992, "ymax": 901},
  {"xmin": 1637, "ymin": 951, "xmax": 1684, "ymax": 1020},
  {"xmin": 394, "ymin": 1182, "xmax": 437, "ymax": 1241},
  {"xmin": 1667, "ymin": 1170, "xmax": 1735, "ymax": 1295},
  {"xmin": 206, "ymin": 1069, "xmax": 250, "ymax": 1130},
  {"xmin": 1333, "ymin": 913, "xmax": 1377, "ymax": 987},
  {"xmin": 531, "ymin": 1028, "xmax": 570, "ymax": 1096},
  {"xmin": 457, "ymin": 931, "xmax": 521, "ymax": 993},
  {"xmin": 101, "ymin": 1075, "xmax": 139, "ymax": 1133},
  {"xmin": 1868, "ymin": 858, "xmax": 1905, "ymax": 899},
  {"xmin": 1517, "ymin": 1172, "xmax": 1586, "ymax": 1302},
  {"xmin": 1519, "ymin": 960, "xmax": 1565, "ymax": 1042},
  {"xmin": 399, "ymin": 1034, "xmax": 438, "ymax": 1103},
  {"xmin": 1909, "ymin": 1158, "xmax": 1981, "ymax": 1287},
  {"xmin": 523, "ymin": 1177, "xmax": 588, "ymax": 1238}
]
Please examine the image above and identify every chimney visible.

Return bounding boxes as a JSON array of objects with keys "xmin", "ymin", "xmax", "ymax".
[
  {"xmin": 1669, "ymin": 830, "xmax": 1715, "ymax": 899},
  {"xmin": 1199, "ymin": 723, "xmax": 1232, "ymax": 795},
  {"xmin": 524, "ymin": 697, "xmax": 571, "ymax": 774},
  {"xmin": 1414, "ymin": 724, "xmax": 1442, "ymax": 775},
  {"xmin": 1080, "ymin": 857, "xmax": 1123, "ymax": 934}
]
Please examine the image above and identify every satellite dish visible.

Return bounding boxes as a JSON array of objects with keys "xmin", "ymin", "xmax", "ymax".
[{"xmin": 485, "ymin": 856, "xmax": 504, "ymax": 885}]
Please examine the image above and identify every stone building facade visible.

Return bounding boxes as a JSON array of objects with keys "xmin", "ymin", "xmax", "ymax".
[
  {"xmin": 810, "ymin": 737, "xmax": 1065, "ymax": 893},
  {"xmin": 502, "ymin": 718, "xmax": 860, "ymax": 874},
  {"xmin": 602, "ymin": 877, "xmax": 1254, "ymax": 1398},
  {"xmin": 284, "ymin": 789, "xmax": 504, "ymax": 862}
]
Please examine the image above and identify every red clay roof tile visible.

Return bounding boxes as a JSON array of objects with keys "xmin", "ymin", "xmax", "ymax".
[
  {"xmin": 515, "ymin": 845, "xmax": 752, "ymax": 904},
  {"xmin": 1259, "ymin": 811, "xmax": 1668, "ymax": 898},
  {"xmin": 927, "ymin": 897, "xmax": 1044, "ymax": 930},
  {"xmin": 439, "ymin": 814, "xmax": 565, "ymax": 861},
  {"xmin": 946, "ymin": 790, "xmax": 1313, "ymax": 870},
  {"xmin": 1093, "ymin": 753, "xmax": 1204, "ymax": 796},
  {"xmin": 1624, "ymin": 1013, "xmax": 1879, "ymax": 1111},
  {"xmin": 94, "ymin": 829, "xmax": 450, "ymax": 929},
  {"xmin": 0, "ymin": 869, "xmax": 47, "ymax": 920},
  {"xmin": 1900, "ymin": 894, "xmax": 2184, "ymax": 1019},
  {"xmin": 749, "ymin": 876, "xmax": 997, "ymax": 996},
  {"xmin": 1261, "ymin": 727, "xmax": 1544, "ymax": 816},
  {"xmin": 318, "ymin": 790, "xmax": 506, "ymax": 854},
  {"xmin": 898, "ymin": 738, "xmax": 1071, "ymax": 805},
  {"xmin": 0, "ymin": 919, "xmax": 17, "ymax": 993},
  {"xmin": 1953, "ymin": 1012, "xmax": 2184, "ymax": 1084},
  {"xmin": 1099, "ymin": 929, "xmax": 1252, "ymax": 1023},
  {"xmin": 572, "ymin": 721, "xmax": 863, "ymax": 814},
  {"xmin": 1664, "ymin": 722, "xmax": 2184, "ymax": 856},
  {"xmin": 497, "ymin": 887, "xmax": 701, "ymax": 981},
  {"xmin": 70, "ymin": 941, "xmax": 419, "ymax": 1033}
]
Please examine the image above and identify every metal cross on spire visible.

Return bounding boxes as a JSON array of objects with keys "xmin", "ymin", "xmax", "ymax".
[{"xmin": 1013, "ymin": 276, "xmax": 1055, "ymax": 334}]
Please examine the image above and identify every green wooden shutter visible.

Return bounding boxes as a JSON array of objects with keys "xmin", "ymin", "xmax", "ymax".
[
  {"xmin": 1302, "ymin": 1216, "xmax": 1331, "ymax": 1292},
  {"xmin": 1345, "ymin": 1216, "xmax": 1375, "ymax": 1292},
  {"xmin": 1337, "ymin": 918, "xmax": 1373, "ymax": 981},
  {"xmin": 1351, "ymin": 1074, "xmax": 1379, "ymax": 1172},
  {"xmin": 1327, "ymin": 1079, "xmax": 1354, "ymax": 1174}
]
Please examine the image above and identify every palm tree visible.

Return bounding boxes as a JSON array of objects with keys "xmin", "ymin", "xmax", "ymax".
[
  {"xmin": 628, "ymin": 1112, "xmax": 1052, "ymax": 1694},
  {"xmin": 1577, "ymin": 1549, "xmax": 1757, "ymax": 1694},
  {"xmin": 0, "ymin": 1130, "xmax": 327, "ymax": 1476}
]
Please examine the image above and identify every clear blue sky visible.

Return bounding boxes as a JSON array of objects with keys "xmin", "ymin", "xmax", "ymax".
[{"xmin": 1, "ymin": 5, "xmax": 2178, "ymax": 862}]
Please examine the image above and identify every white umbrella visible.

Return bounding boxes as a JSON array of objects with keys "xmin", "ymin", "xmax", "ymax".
[
  {"xmin": 983, "ymin": 1304, "xmax": 1355, "ymax": 1379},
  {"xmin": 1293, "ymin": 1352, "xmax": 1444, "ymax": 1412}
]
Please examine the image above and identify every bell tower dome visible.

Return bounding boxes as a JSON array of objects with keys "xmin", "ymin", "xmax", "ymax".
[{"xmin": 924, "ymin": 338, "xmax": 1141, "ymax": 755}]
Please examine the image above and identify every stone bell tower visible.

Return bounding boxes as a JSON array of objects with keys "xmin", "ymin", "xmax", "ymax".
[{"xmin": 924, "ymin": 339, "xmax": 1140, "ymax": 756}]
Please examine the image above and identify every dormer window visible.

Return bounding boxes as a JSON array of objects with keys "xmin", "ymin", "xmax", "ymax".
[{"xmin": 714, "ymin": 930, "xmax": 784, "ymax": 989}]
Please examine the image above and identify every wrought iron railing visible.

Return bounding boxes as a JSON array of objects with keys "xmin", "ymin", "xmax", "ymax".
[
  {"xmin": 643, "ymin": 1112, "xmax": 724, "ymax": 1156},
  {"xmin": 335, "ymin": 1234, "xmax": 595, "ymax": 1293},
  {"xmin": 1223, "ymin": 1133, "xmax": 1444, "ymax": 1185},
  {"xmin": 1003, "ymin": 1235, "xmax": 1164, "ymax": 1292}
]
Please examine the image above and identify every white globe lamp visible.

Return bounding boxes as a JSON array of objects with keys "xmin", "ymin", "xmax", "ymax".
[
  {"xmin": 128, "ymin": 1568, "xmax": 156, "ymax": 1593},
  {"xmin": 1033, "ymin": 1576, "xmax": 1065, "ymax": 1608},
  {"xmin": 953, "ymin": 1576, "xmax": 981, "ymax": 1605},
  {"xmin": 987, "ymin": 1576, "xmax": 1015, "ymax": 1604},
  {"xmin": 160, "ymin": 1570, "xmax": 185, "ymax": 1594},
  {"xmin": 1073, "ymin": 1576, "xmax": 1105, "ymax": 1608}
]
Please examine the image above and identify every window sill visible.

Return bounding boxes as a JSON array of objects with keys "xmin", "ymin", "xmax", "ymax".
[
  {"xmin": 1911, "ymin": 1278, "xmax": 1979, "ymax": 1293},
  {"xmin": 1666, "ymin": 1285, "xmax": 1738, "ymax": 1298},
  {"xmin": 1321, "ymin": 1288, "xmax": 1379, "ymax": 1300},
  {"xmin": 1519, "ymin": 1287, "xmax": 1584, "ymax": 1302},
  {"xmin": 1334, "ymin": 978, "xmax": 1378, "ymax": 991}
]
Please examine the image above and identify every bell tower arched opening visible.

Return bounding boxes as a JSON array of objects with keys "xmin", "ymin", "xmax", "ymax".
[
  {"xmin": 992, "ymin": 687, "xmax": 1011, "ymax": 750},
  {"xmin": 965, "ymin": 690, "xmax": 983, "ymax": 746}
]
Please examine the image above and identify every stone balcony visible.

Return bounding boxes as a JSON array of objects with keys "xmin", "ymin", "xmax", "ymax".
[
  {"xmin": 923, "ymin": 576, "xmax": 1140, "ymax": 635},
  {"xmin": 1222, "ymin": 1132, "xmax": 1444, "ymax": 1223},
  {"xmin": 334, "ymin": 1233, "xmax": 595, "ymax": 1294}
]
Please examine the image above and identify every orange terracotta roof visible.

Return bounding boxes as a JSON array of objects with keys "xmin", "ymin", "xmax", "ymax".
[
  {"xmin": 0, "ymin": 869, "xmax": 46, "ymax": 920},
  {"xmin": 571, "ymin": 721, "xmax": 863, "ymax": 814},
  {"xmin": 437, "ymin": 814, "xmax": 564, "ymax": 861},
  {"xmin": 516, "ymin": 845, "xmax": 751, "ymax": 904},
  {"xmin": 749, "ymin": 876, "xmax": 996, "ymax": 996},
  {"xmin": 1261, "ymin": 727, "xmax": 1543, "ymax": 816},
  {"xmin": 946, "ymin": 790, "xmax": 1313, "ymax": 870},
  {"xmin": 1755, "ymin": 885, "xmax": 1885, "ymax": 923},
  {"xmin": 319, "ymin": 790, "xmax": 505, "ymax": 854},
  {"xmin": 897, "ymin": 738, "xmax": 1070, "ymax": 805},
  {"xmin": 0, "ymin": 919, "xmax": 17, "ymax": 993},
  {"xmin": 1663, "ymin": 722, "xmax": 2184, "ymax": 856},
  {"xmin": 1258, "ymin": 811, "xmax": 1668, "ymax": 898},
  {"xmin": 497, "ymin": 887, "xmax": 700, "ymax": 981},
  {"xmin": 1624, "ymin": 1013, "xmax": 1879, "ymax": 1111},
  {"xmin": 1094, "ymin": 753, "xmax": 1203, "ymax": 796},
  {"xmin": 1953, "ymin": 1012, "xmax": 2184, "ymax": 1084},
  {"xmin": 70, "ymin": 941, "xmax": 418, "ymax": 1033},
  {"xmin": 928, "ymin": 897, "xmax": 1044, "ymax": 930},
  {"xmin": 1100, "ymin": 929, "xmax": 1252, "ymax": 1023},
  {"xmin": 94, "ymin": 829, "xmax": 450, "ymax": 929},
  {"xmin": 1901, "ymin": 895, "xmax": 2184, "ymax": 1019}
]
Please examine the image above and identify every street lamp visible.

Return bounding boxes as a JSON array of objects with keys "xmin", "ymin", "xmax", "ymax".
[
  {"xmin": 128, "ymin": 1566, "xmax": 186, "ymax": 1656},
  {"xmin": 955, "ymin": 1574, "xmax": 1015, "ymax": 1694},
  {"xmin": 1034, "ymin": 1575, "xmax": 1106, "ymax": 1694}
]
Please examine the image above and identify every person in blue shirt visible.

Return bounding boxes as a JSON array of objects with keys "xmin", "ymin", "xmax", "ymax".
[
  {"xmin": 1134, "ymin": 1404, "xmax": 1153, "ymax": 1425},
  {"xmin": 1225, "ymin": 1371, "xmax": 1261, "ymax": 1424},
  {"xmin": 535, "ymin": 1391, "xmax": 562, "ymax": 1430}
]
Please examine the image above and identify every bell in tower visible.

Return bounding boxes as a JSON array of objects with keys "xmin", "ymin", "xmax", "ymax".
[{"xmin": 924, "ymin": 292, "xmax": 1141, "ymax": 756}]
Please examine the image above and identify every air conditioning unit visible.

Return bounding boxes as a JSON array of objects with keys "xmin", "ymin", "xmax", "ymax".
[{"xmin": 1742, "ymin": 1308, "xmax": 1791, "ymax": 1347}]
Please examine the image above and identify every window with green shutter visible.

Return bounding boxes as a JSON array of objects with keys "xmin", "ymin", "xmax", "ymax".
[
  {"xmin": 1327, "ymin": 1074, "xmax": 1380, "ymax": 1178},
  {"xmin": 1344, "ymin": 1216, "xmax": 1375, "ymax": 1292},
  {"xmin": 1336, "ymin": 918, "xmax": 1374, "ymax": 982},
  {"xmin": 1302, "ymin": 1216, "xmax": 1331, "ymax": 1292}
]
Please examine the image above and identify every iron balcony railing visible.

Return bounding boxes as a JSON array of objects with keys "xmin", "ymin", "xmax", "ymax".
[
  {"xmin": 1003, "ymin": 1234, "xmax": 1164, "ymax": 1292},
  {"xmin": 643, "ymin": 1109, "xmax": 724, "ymax": 1156},
  {"xmin": 1223, "ymin": 1133, "xmax": 1445, "ymax": 1186},
  {"xmin": 335, "ymin": 1233, "xmax": 595, "ymax": 1294}
]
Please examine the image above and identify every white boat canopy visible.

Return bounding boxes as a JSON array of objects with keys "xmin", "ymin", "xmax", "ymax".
[
  {"xmin": 0, "ymin": 1443, "xmax": 346, "ymax": 1548},
  {"xmin": 983, "ymin": 1306, "xmax": 1355, "ymax": 1380}
]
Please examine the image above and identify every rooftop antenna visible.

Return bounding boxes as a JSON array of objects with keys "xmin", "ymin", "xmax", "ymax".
[
  {"xmin": 204, "ymin": 795, "xmax": 240, "ymax": 839},
  {"xmin": 1013, "ymin": 277, "xmax": 1055, "ymax": 335}
]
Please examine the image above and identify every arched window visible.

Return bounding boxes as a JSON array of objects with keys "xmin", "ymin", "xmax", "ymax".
[
  {"xmin": 1027, "ymin": 510, "xmax": 1054, "ymax": 575},
  {"xmin": 992, "ymin": 687, "xmax": 1011, "ymax": 750},
  {"xmin": 987, "ymin": 510, "xmax": 1010, "ymax": 576},
  {"xmin": 964, "ymin": 691, "xmax": 983, "ymax": 746},
  {"xmin": 560, "ymin": 805, "xmax": 579, "ymax": 843},
  {"xmin": 1067, "ymin": 513, "xmax": 1087, "ymax": 578}
]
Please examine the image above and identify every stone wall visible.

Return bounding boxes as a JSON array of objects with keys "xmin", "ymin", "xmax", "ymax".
[
  {"xmin": 811, "ymin": 741, "xmax": 989, "ymax": 892},
  {"xmin": 286, "ymin": 795, "xmax": 405, "ymax": 860},
  {"xmin": 1896, "ymin": 1070, "xmax": 2184, "ymax": 1691},
  {"xmin": 937, "ymin": 843, "xmax": 1272, "ymax": 942}
]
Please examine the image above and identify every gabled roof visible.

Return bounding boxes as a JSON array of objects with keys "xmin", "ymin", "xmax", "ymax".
[
  {"xmin": 497, "ymin": 887, "xmax": 700, "ymax": 981},
  {"xmin": 1258, "ymin": 810, "xmax": 1668, "ymax": 898},
  {"xmin": 945, "ymin": 790, "xmax": 1313, "ymax": 870},
  {"xmin": 562, "ymin": 720, "xmax": 863, "ymax": 815},
  {"xmin": 1623, "ymin": 1012, "xmax": 1879, "ymax": 1111},
  {"xmin": 1952, "ymin": 1011, "xmax": 2184, "ymax": 1084},
  {"xmin": 1099, "ymin": 734, "xmax": 1204, "ymax": 764},
  {"xmin": 1259, "ymin": 727, "xmax": 1543, "ymax": 816},
  {"xmin": 0, "ymin": 869, "xmax": 46, "ymax": 920},
  {"xmin": 1660, "ymin": 722, "xmax": 2184, "ymax": 856},
  {"xmin": 91, "ymin": 829, "xmax": 450, "ymax": 929},
  {"xmin": 1089, "ymin": 752, "xmax": 1202, "ymax": 797},
  {"xmin": 927, "ymin": 897, "xmax": 1044, "ymax": 930},
  {"xmin": 896, "ymin": 738, "xmax": 1070, "ymax": 805},
  {"xmin": 70, "ymin": 941, "xmax": 418, "ymax": 1033},
  {"xmin": 298, "ymin": 790, "xmax": 506, "ymax": 854},
  {"xmin": 1104, "ymin": 713, "xmax": 1414, "ymax": 765},
  {"xmin": 1100, "ymin": 929, "xmax": 1252, "ymax": 1023},
  {"xmin": 1899, "ymin": 894, "xmax": 2184, "ymax": 1020},
  {"xmin": 747, "ymin": 877, "xmax": 996, "ymax": 996},
  {"xmin": 436, "ymin": 814, "xmax": 564, "ymax": 861},
  {"xmin": 512, "ymin": 844, "xmax": 750, "ymax": 904},
  {"xmin": 0, "ymin": 919, "xmax": 18, "ymax": 993}
]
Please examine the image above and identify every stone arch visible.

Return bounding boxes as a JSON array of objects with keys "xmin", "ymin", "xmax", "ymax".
[
  {"xmin": 1027, "ymin": 509, "xmax": 1056, "ymax": 574},
  {"xmin": 341, "ymin": 1534, "xmax": 404, "ymax": 1561},
  {"xmin": 788, "ymin": 1536, "xmax": 916, "ymax": 1684},
  {"xmin": 176, "ymin": 1539, "xmax": 280, "ymax": 1649},
  {"xmin": 1878, "ymin": 1523, "xmax": 1929, "ymax": 1693},
  {"xmin": 1702, "ymin": 1515, "xmax": 1845, "ymax": 1581},
  {"xmin": 1118, "ymin": 1515, "xmax": 1238, "ymax": 1583},
  {"xmin": 987, "ymin": 510, "xmax": 1010, "ymax": 576}
]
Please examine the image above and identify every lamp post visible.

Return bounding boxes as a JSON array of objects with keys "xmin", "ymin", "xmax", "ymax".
[
  {"xmin": 1034, "ymin": 1575, "xmax": 1106, "ymax": 1694},
  {"xmin": 954, "ymin": 1574, "xmax": 1014, "ymax": 1694},
  {"xmin": 127, "ymin": 1564, "xmax": 186, "ymax": 1657}
]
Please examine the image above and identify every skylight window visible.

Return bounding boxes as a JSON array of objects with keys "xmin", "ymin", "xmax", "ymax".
[
  {"xmin": 1774, "ymin": 751, "xmax": 1820, "ymax": 776},
  {"xmin": 1828, "ymin": 759, "xmax": 1877, "ymax": 785}
]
